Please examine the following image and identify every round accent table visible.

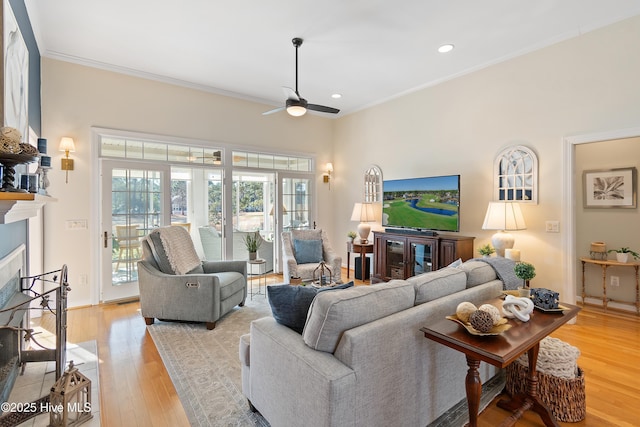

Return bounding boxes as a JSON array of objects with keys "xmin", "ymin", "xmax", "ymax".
[{"xmin": 248, "ymin": 259, "xmax": 267, "ymax": 299}]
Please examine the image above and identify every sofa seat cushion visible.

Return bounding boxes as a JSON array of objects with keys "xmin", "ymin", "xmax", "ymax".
[
  {"xmin": 303, "ymin": 281, "xmax": 415, "ymax": 353},
  {"xmin": 218, "ymin": 271, "xmax": 246, "ymax": 299},
  {"xmin": 267, "ymin": 282, "xmax": 354, "ymax": 333},
  {"xmin": 408, "ymin": 267, "xmax": 467, "ymax": 305},
  {"xmin": 459, "ymin": 260, "xmax": 497, "ymax": 288}
]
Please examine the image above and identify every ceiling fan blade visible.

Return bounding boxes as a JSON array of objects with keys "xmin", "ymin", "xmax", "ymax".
[
  {"xmin": 283, "ymin": 87, "xmax": 299, "ymax": 101},
  {"xmin": 307, "ymin": 104, "xmax": 340, "ymax": 114},
  {"xmin": 262, "ymin": 106, "xmax": 285, "ymax": 116}
]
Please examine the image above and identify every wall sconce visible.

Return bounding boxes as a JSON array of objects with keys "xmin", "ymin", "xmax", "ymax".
[
  {"xmin": 59, "ymin": 137, "xmax": 76, "ymax": 184},
  {"xmin": 323, "ymin": 162, "xmax": 334, "ymax": 188}
]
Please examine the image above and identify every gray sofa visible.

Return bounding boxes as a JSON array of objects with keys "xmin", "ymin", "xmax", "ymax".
[{"xmin": 240, "ymin": 260, "xmax": 504, "ymax": 426}]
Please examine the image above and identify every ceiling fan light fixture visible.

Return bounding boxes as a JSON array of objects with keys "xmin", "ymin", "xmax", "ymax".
[{"xmin": 286, "ymin": 98, "xmax": 308, "ymax": 116}]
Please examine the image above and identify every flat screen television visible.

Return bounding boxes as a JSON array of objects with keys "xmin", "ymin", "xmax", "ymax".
[{"xmin": 382, "ymin": 174, "xmax": 460, "ymax": 233}]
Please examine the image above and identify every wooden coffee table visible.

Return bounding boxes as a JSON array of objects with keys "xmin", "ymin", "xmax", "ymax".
[{"xmin": 421, "ymin": 298, "xmax": 580, "ymax": 427}]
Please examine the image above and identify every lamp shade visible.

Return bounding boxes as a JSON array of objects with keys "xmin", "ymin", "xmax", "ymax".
[
  {"xmin": 326, "ymin": 162, "xmax": 334, "ymax": 173},
  {"xmin": 482, "ymin": 202, "xmax": 526, "ymax": 231},
  {"xmin": 59, "ymin": 137, "xmax": 76, "ymax": 153},
  {"xmin": 351, "ymin": 203, "xmax": 376, "ymax": 223}
]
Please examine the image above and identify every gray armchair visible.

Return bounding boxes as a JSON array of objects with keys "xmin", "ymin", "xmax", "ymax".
[
  {"xmin": 138, "ymin": 226, "xmax": 247, "ymax": 330},
  {"xmin": 281, "ymin": 229, "xmax": 342, "ymax": 284}
]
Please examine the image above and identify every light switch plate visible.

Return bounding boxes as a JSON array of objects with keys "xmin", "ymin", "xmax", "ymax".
[{"xmin": 545, "ymin": 221, "xmax": 559, "ymax": 233}]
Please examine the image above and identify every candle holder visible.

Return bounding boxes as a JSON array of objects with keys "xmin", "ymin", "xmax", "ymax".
[{"xmin": 0, "ymin": 153, "xmax": 38, "ymax": 192}]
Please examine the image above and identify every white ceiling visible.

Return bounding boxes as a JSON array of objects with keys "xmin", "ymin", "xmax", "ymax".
[{"xmin": 24, "ymin": 0, "xmax": 640, "ymax": 117}]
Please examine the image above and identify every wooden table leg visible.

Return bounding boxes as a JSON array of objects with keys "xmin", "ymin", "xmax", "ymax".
[
  {"xmin": 347, "ymin": 247, "xmax": 351, "ymax": 279},
  {"xmin": 360, "ymin": 249, "xmax": 367, "ymax": 282},
  {"xmin": 497, "ymin": 344, "xmax": 560, "ymax": 427},
  {"xmin": 465, "ymin": 356, "xmax": 482, "ymax": 427},
  {"xmin": 602, "ymin": 264, "xmax": 608, "ymax": 311}
]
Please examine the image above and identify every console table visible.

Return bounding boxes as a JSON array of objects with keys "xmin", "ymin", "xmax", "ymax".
[
  {"xmin": 421, "ymin": 298, "xmax": 580, "ymax": 427},
  {"xmin": 346, "ymin": 241, "xmax": 374, "ymax": 282},
  {"xmin": 580, "ymin": 257, "xmax": 640, "ymax": 314}
]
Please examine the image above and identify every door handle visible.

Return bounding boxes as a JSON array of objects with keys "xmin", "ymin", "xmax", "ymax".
[{"xmin": 104, "ymin": 231, "xmax": 109, "ymax": 248}]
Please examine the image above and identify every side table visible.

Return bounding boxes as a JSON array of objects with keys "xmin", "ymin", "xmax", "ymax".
[
  {"xmin": 346, "ymin": 241, "xmax": 374, "ymax": 282},
  {"xmin": 421, "ymin": 298, "xmax": 580, "ymax": 427},
  {"xmin": 247, "ymin": 259, "xmax": 266, "ymax": 299},
  {"xmin": 580, "ymin": 257, "xmax": 640, "ymax": 314}
]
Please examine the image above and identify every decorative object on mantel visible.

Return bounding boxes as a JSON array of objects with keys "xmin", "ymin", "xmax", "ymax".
[
  {"xmin": 0, "ymin": 127, "xmax": 39, "ymax": 192},
  {"xmin": 607, "ymin": 247, "xmax": 639, "ymax": 263},
  {"xmin": 589, "ymin": 241, "xmax": 607, "ymax": 260},
  {"xmin": 347, "ymin": 231, "xmax": 357, "ymax": 243},
  {"xmin": 482, "ymin": 201, "xmax": 527, "ymax": 257},
  {"xmin": 36, "ymin": 138, "xmax": 51, "ymax": 196},
  {"xmin": 49, "ymin": 360, "xmax": 93, "ymax": 427}
]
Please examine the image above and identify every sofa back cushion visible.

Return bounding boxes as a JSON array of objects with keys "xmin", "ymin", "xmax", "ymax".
[
  {"xmin": 303, "ymin": 281, "xmax": 415, "ymax": 353},
  {"xmin": 458, "ymin": 260, "xmax": 497, "ymax": 288},
  {"xmin": 408, "ymin": 267, "xmax": 467, "ymax": 305}
]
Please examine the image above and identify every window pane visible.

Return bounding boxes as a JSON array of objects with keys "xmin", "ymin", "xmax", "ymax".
[
  {"xmin": 102, "ymin": 138, "xmax": 127, "ymax": 158},
  {"xmin": 168, "ymin": 145, "xmax": 190, "ymax": 162},
  {"xmin": 127, "ymin": 140, "xmax": 143, "ymax": 159},
  {"xmin": 144, "ymin": 142, "xmax": 167, "ymax": 161}
]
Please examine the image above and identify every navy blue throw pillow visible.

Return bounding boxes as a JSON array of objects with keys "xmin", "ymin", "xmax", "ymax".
[{"xmin": 267, "ymin": 282, "xmax": 354, "ymax": 333}]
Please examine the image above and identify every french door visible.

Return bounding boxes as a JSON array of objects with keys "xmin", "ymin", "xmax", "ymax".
[
  {"xmin": 276, "ymin": 173, "xmax": 315, "ymax": 271},
  {"xmin": 100, "ymin": 160, "xmax": 170, "ymax": 302}
]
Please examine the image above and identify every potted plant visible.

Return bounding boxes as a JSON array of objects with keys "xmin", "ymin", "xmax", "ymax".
[
  {"xmin": 347, "ymin": 231, "xmax": 357, "ymax": 243},
  {"xmin": 608, "ymin": 247, "xmax": 640, "ymax": 263},
  {"xmin": 478, "ymin": 244, "xmax": 495, "ymax": 257},
  {"xmin": 243, "ymin": 232, "xmax": 262, "ymax": 260},
  {"xmin": 514, "ymin": 262, "xmax": 536, "ymax": 295}
]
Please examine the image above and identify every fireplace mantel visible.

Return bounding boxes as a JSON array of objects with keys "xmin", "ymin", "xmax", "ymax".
[{"xmin": 0, "ymin": 193, "xmax": 56, "ymax": 224}]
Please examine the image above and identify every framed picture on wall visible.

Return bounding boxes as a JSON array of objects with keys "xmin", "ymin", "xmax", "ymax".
[
  {"xmin": 583, "ymin": 167, "xmax": 637, "ymax": 208},
  {"xmin": 3, "ymin": 0, "xmax": 29, "ymax": 140}
]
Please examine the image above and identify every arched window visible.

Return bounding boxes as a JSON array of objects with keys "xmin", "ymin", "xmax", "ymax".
[
  {"xmin": 494, "ymin": 145, "xmax": 538, "ymax": 204},
  {"xmin": 364, "ymin": 165, "xmax": 383, "ymax": 203}
]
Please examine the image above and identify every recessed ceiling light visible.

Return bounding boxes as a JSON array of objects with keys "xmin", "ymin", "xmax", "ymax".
[
  {"xmin": 438, "ymin": 44, "xmax": 455, "ymax": 53},
  {"xmin": 331, "ymin": 93, "xmax": 342, "ymax": 99}
]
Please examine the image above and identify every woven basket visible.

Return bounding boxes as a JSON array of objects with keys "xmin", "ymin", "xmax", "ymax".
[{"xmin": 506, "ymin": 363, "xmax": 586, "ymax": 422}]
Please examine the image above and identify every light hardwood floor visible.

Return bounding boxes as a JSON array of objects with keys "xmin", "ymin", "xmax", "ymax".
[{"xmin": 38, "ymin": 270, "xmax": 639, "ymax": 427}]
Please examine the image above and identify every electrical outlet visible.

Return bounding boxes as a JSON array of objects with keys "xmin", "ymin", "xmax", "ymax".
[
  {"xmin": 79, "ymin": 274, "xmax": 88, "ymax": 286},
  {"xmin": 611, "ymin": 276, "xmax": 620, "ymax": 287},
  {"xmin": 545, "ymin": 221, "xmax": 560, "ymax": 233}
]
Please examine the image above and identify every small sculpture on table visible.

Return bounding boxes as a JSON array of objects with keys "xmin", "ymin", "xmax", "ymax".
[{"xmin": 313, "ymin": 261, "xmax": 333, "ymax": 286}]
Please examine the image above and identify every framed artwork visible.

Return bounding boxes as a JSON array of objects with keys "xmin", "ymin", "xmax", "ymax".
[
  {"xmin": 583, "ymin": 167, "xmax": 637, "ymax": 208},
  {"xmin": 3, "ymin": 0, "xmax": 29, "ymax": 140}
]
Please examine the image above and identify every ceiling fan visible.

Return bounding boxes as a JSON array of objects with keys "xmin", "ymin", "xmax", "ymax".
[{"xmin": 263, "ymin": 37, "xmax": 340, "ymax": 117}]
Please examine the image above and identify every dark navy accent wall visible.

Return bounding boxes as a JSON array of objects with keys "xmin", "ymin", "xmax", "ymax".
[
  {"xmin": 8, "ymin": 0, "xmax": 41, "ymax": 136},
  {"xmin": 0, "ymin": 221, "xmax": 27, "ymax": 260}
]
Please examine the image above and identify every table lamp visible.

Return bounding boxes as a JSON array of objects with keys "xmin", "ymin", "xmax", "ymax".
[
  {"xmin": 482, "ymin": 202, "xmax": 526, "ymax": 257},
  {"xmin": 351, "ymin": 202, "xmax": 376, "ymax": 244}
]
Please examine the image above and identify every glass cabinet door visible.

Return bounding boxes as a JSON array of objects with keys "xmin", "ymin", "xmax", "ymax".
[
  {"xmin": 385, "ymin": 239, "xmax": 405, "ymax": 280},
  {"xmin": 411, "ymin": 241, "xmax": 435, "ymax": 276}
]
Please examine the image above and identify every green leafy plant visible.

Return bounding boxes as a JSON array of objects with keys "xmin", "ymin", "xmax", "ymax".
[
  {"xmin": 478, "ymin": 244, "xmax": 495, "ymax": 256},
  {"xmin": 514, "ymin": 262, "xmax": 536, "ymax": 287},
  {"xmin": 243, "ymin": 232, "xmax": 262, "ymax": 253},
  {"xmin": 347, "ymin": 231, "xmax": 357, "ymax": 240},
  {"xmin": 607, "ymin": 247, "xmax": 640, "ymax": 259}
]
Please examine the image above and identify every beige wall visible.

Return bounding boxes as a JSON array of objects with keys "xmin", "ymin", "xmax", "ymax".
[
  {"xmin": 41, "ymin": 15, "xmax": 640, "ymax": 308},
  {"xmin": 331, "ymin": 15, "xmax": 640, "ymax": 304},
  {"xmin": 41, "ymin": 59, "xmax": 335, "ymax": 307},
  {"xmin": 576, "ymin": 137, "xmax": 640, "ymax": 309}
]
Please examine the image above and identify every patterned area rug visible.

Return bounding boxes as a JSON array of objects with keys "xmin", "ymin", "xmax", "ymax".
[
  {"xmin": 147, "ymin": 296, "xmax": 272, "ymax": 427},
  {"xmin": 148, "ymin": 293, "xmax": 504, "ymax": 427}
]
